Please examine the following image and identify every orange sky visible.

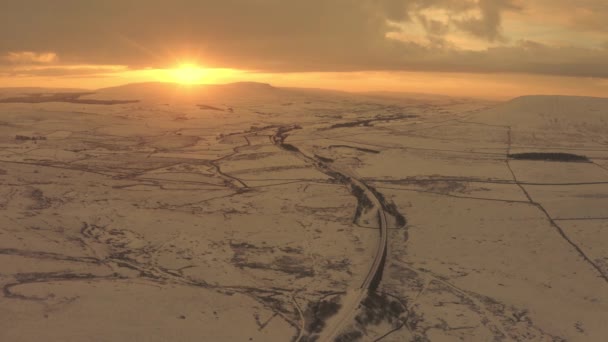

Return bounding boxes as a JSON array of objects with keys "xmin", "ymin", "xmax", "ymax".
[
  {"xmin": 2, "ymin": 67, "xmax": 607, "ymax": 100},
  {"xmin": 1, "ymin": 1, "xmax": 607, "ymax": 99}
]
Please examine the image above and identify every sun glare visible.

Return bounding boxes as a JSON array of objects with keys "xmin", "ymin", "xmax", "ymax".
[
  {"xmin": 141, "ymin": 63, "xmax": 243, "ymax": 85},
  {"xmin": 169, "ymin": 63, "xmax": 207, "ymax": 84}
]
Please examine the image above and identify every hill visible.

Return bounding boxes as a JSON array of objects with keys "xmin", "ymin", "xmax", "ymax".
[
  {"xmin": 89, "ymin": 82, "xmax": 278, "ymax": 103},
  {"xmin": 470, "ymin": 95, "xmax": 608, "ymax": 128}
]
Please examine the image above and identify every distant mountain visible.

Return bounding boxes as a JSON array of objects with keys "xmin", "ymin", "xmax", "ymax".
[
  {"xmin": 89, "ymin": 82, "xmax": 278, "ymax": 103},
  {"xmin": 469, "ymin": 95, "xmax": 608, "ymax": 132},
  {"xmin": 96, "ymin": 81, "xmax": 274, "ymax": 93},
  {"xmin": 360, "ymin": 91, "xmax": 458, "ymax": 101}
]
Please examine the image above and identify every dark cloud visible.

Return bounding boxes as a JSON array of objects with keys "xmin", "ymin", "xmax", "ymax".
[
  {"xmin": 454, "ymin": 0, "xmax": 520, "ymax": 41},
  {"xmin": 0, "ymin": 0, "xmax": 606, "ymax": 78},
  {"xmin": 417, "ymin": 14, "xmax": 450, "ymax": 37},
  {"xmin": 532, "ymin": 0, "xmax": 608, "ymax": 33},
  {"xmin": 425, "ymin": 41, "xmax": 608, "ymax": 77},
  {"xmin": 0, "ymin": 0, "xmax": 399, "ymax": 68}
]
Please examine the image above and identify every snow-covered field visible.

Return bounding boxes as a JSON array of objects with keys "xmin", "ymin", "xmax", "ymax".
[{"xmin": 0, "ymin": 84, "xmax": 606, "ymax": 341}]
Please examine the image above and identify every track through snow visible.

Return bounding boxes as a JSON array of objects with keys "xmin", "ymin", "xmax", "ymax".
[{"xmin": 272, "ymin": 126, "xmax": 390, "ymax": 341}]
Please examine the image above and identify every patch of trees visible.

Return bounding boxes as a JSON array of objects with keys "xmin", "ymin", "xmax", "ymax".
[
  {"xmin": 508, "ymin": 152, "xmax": 590, "ymax": 162},
  {"xmin": 15, "ymin": 135, "xmax": 46, "ymax": 141}
]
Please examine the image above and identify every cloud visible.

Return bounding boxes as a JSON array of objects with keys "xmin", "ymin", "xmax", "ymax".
[
  {"xmin": 453, "ymin": 0, "xmax": 520, "ymax": 41},
  {"xmin": 0, "ymin": 0, "xmax": 606, "ymax": 78},
  {"xmin": 525, "ymin": 0, "xmax": 608, "ymax": 33},
  {"xmin": 3, "ymin": 51, "xmax": 58, "ymax": 64},
  {"xmin": 436, "ymin": 41, "xmax": 608, "ymax": 77},
  {"xmin": 0, "ymin": 65, "xmax": 126, "ymax": 78}
]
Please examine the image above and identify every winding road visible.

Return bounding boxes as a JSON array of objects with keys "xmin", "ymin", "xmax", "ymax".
[
  {"xmin": 271, "ymin": 126, "xmax": 390, "ymax": 341},
  {"xmin": 317, "ymin": 179, "xmax": 389, "ymax": 342}
]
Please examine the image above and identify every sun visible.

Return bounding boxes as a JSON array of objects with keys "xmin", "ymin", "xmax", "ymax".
[
  {"xmin": 143, "ymin": 63, "xmax": 243, "ymax": 85},
  {"xmin": 169, "ymin": 63, "xmax": 208, "ymax": 85}
]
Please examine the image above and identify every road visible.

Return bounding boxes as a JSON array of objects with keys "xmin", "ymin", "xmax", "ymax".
[
  {"xmin": 317, "ymin": 178, "xmax": 389, "ymax": 342},
  {"xmin": 271, "ymin": 126, "xmax": 390, "ymax": 341}
]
